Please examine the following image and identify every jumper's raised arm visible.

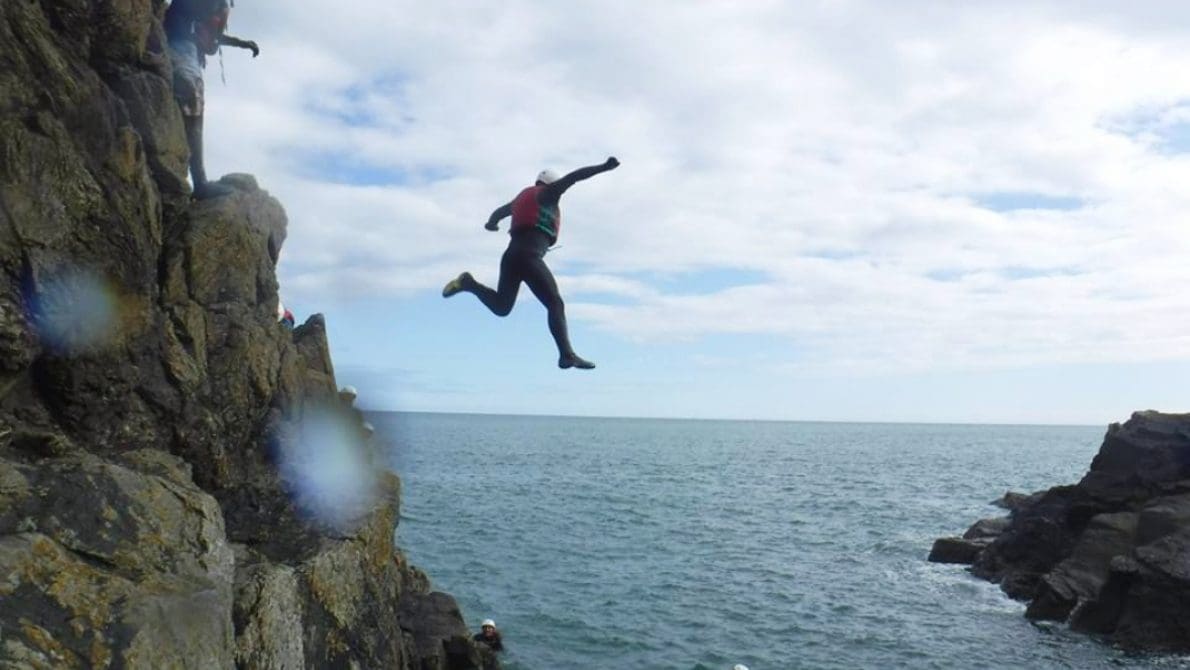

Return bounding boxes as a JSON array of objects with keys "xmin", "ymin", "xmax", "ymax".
[{"xmin": 545, "ymin": 156, "xmax": 620, "ymax": 199}]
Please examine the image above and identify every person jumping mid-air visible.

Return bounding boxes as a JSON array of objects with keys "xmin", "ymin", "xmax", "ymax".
[{"xmin": 442, "ymin": 157, "xmax": 620, "ymax": 370}]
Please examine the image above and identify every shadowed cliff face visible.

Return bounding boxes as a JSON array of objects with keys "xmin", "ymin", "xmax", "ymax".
[
  {"xmin": 0, "ymin": 2, "xmax": 495, "ymax": 668},
  {"xmin": 930, "ymin": 411, "xmax": 1190, "ymax": 653}
]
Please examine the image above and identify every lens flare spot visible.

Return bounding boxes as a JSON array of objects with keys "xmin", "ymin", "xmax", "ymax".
[
  {"xmin": 27, "ymin": 269, "xmax": 119, "ymax": 354},
  {"xmin": 279, "ymin": 409, "xmax": 378, "ymax": 530}
]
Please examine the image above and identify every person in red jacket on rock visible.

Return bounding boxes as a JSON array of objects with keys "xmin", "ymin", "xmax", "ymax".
[{"xmin": 442, "ymin": 157, "xmax": 620, "ymax": 370}]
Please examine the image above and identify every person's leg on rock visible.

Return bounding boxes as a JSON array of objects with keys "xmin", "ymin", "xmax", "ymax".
[
  {"xmin": 184, "ymin": 114, "xmax": 232, "ymax": 200},
  {"xmin": 169, "ymin": 39, "xmax": 231, "ymax": 200}
]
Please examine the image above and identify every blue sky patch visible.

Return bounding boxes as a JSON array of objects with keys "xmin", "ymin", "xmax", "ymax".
[
  {"xmin": 926, "ymin": 265, "xmax": 1083, "ymax": 283},
  {"xmin": 1106, "ymin": 102, "xmax": 1190, "ymax": 154},
  {"xmin": 999, "ymin": 265, "xmax": 1083, "ymax": 281},
  {"xmin": 291, "ymin": 149, "xmax": 454, "ymax": 186},
  {"xmin": 973, "ymin": 192, "xmax": 1085, "ymax": 212},
  {"xmin": 566, "ymin": 267, "xmax": 770, "ymax": 299},
  {"xmin": 926, "ymin": 268, "xmax": 968, "ymax": 282},
  {"xmin": 1154, "ymin": 121, "xmax": 1190, "ymax": 154},
  {"xmin": 311, "ymin": 76, "xmax": 413, "ymax": 128},
  {"xmin": 647, "ymin": 267, "xmax": 770, "ymax": 294},
  {"xmin": 803, "ymin": 248, "xmax": 863, "ymax": 261}
]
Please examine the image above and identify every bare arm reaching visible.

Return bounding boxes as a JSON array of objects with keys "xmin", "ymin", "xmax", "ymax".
[{"xmin": 219, "ymin": 34, "xmax": 259, "ymax": 57}]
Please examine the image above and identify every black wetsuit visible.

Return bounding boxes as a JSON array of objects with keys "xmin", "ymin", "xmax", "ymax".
[
  {"xmin": 473, "ymin": 631, "xmax": 504, "ymax": 652},
  {"xmin": 468, "ymin": 227, "xmax": 571, "ymax": 351},
  {"xmin": 465, "ymin": 162, "xmax": 615, "ymax": 359}
]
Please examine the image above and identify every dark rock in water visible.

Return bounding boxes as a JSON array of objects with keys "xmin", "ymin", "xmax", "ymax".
[
  {"xmin": 971, "ymin": 485, "xmax": 1106, "ymax": 600},
  {"xmin": 1089, "ymin": 530, "xmax": 1190, "ymax": 649},
  {"xmin": 993, "ymin": 490, "xmax": 1044, "ymax": 512},
  {"xmin": 1025, "ymin": 511, "xmax": 1138, "ymax": 622},
  {"xmin": 399, "ymin": 591, "xmax": 500, "ymax": 670},
  {"xmin": 935, "ymin": 411, "xmax": 1190, "ymax": 652},
  {"xmin": 929, "ymin": 536, "xmax": 991, "ymax": 565},
  {"xmin": 964, "ymin": 516, "xmax": 1010, "ymax": 540},
  {"xmin": 0, "ymin": 1, "xmax": 491, "ymax": 668}
]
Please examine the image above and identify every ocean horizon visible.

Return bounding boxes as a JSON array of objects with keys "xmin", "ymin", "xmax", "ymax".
[{"xmin": 362, "ymin": 408, "xmax": 1105, "ymax": 429}]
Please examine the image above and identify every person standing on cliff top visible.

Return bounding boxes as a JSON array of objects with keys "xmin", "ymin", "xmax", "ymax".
[
  {"xmin": 441, "ymin": 157, "xmax": 620, "ymax": 370},
  {"xmin": 164, "ymin": 0, "xmax": 259, "ymax": 200}
]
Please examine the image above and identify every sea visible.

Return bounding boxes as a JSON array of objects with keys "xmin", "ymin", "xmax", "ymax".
[{"xmin": 374, "ymin": 412, "xmax": 1190, "ymax": 670}]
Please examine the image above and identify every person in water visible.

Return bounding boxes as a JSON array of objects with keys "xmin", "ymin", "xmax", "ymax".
[
  {"xmin": 442, "ymin": 157, "xmax": 620, "ymax": 370},
  {"xmin": 164, "ymin": 0, "xmax": 259, "ymax": 199},
  {"xmin": 473, "ymin": 619, "xmax": 504, "ymax": 652}
]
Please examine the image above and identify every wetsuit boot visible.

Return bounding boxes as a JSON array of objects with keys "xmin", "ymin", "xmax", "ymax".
[
  {"xmin": 551, "ymin": 307, "xmax": 594, "ymax": 369},
  {"xmin": 442, "ymin": 272, "xmax": 474, "ymax": 298},
  {"xmin": 185, "ymin": 115, "xmax": 233, "ymax": 200},
  {"xmin": 558, "ymin": 353, "xmax": 596, "ymax": 370},
  {"xmin": 544, "ymin": 285, "xmax": 594, "ymax": 370}
]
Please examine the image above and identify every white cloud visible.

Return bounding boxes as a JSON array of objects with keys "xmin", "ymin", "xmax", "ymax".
[{"xmin": 202, "ymin": 1, "xmax": 1190, "ymax": 374}]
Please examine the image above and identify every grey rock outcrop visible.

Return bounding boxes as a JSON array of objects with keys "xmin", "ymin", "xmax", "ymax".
[
  {"xmin": 928, "ymin": 536, "xmax": 992, "ymax": 565},
  {"xmin": 1, "ymin": 1, "xmax": 491, "ymax": 668},
  {"xmin": 931, "ymin": 411, "xmax": 1190, "ymax": 652}
]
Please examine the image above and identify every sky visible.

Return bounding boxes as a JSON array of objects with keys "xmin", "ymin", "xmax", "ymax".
[{"xmin": 203, "ymin": 1, "xmax": 1190, "ymax": 425}]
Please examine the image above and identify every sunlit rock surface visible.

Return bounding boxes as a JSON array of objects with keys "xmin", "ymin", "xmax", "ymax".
[{"xmin": 0, "ymin": 1, "xmax": 494, "ymax": 667}]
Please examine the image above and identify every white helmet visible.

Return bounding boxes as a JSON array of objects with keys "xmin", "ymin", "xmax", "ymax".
[
  {"xmin": 733, "ymin": 666, "xmax": 750, "ymax": 670},
  {"xmin": 481, "ymin": 619, "xmax": 496, "ymax": 628},
  {"xmin": 536, "ymin": 169, "xmax": 560, "ymax": 184},
  {"xmin": 340, "ymin": 385, "xmax": 358, "ymax": 398}
]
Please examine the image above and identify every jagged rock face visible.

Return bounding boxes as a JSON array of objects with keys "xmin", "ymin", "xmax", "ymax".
[
  {"xmin": 0, "ymin": 2, "xmax": 488, "ymax": 668},
  {"xmin": 0, "ymin": 452, "xmax": 236, "ymax": 668},
  {"xmin": 1081, "ymin": 412, "xmax": 1190, "ymax": 502},
  {"xmin": 933, "ymin": 411, "xmax": 1190, "ymax": 652}
]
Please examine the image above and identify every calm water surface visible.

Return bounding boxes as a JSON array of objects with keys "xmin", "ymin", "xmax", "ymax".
[{"xmin": 376, "ymin": 413, "xmax": 1188, "ymax": 670}]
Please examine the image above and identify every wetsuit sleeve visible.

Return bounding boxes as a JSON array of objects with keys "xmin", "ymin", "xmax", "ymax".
[
  {"xmin": 219, "ymin": 34, "xmax": 259, "ymax": 56},
  {"xmin": 541, "ymin": 158, "xmax": 619, "ymax": 204},
  {"xmin": 485, "ymin": 202, "xmax": 513, "ymax": 229}
]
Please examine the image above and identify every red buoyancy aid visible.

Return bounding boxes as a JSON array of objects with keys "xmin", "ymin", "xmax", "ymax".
[{"xmin": 510, "ymin": 185, "xmax": 562, "ymax": 241}]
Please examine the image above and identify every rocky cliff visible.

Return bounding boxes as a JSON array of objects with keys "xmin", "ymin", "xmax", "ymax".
[
  {"xmin": 930, "ymin": 411, "xmax": 1190, "ymax": 652},
  {"xmin": 0, "ymin": 2, "xmax": 494, "ymax": 668}
]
